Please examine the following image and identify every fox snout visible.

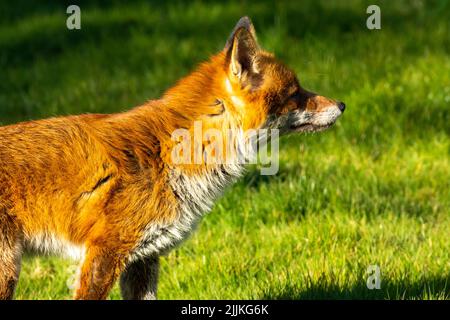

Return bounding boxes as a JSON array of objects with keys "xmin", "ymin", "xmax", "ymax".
[
  {"xmin": 304, "ymin": 92, "xmax": 345, "ymax": 114},
  {"xmin": 282, "ymin": 88, "xmax": 345, "ymax": 133}
]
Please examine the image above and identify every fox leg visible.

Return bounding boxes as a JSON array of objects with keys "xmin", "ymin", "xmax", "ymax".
[
  {"xmin": 0, "ymin": 211, "xmax": 23, "ymax": 300},
  {"xmin": 119, "ymin": 255, "xmax": 159, "ymax": 300},
  {"xmin": 74, "ymin": 246, "xmax": 127, "ymax": 300}
]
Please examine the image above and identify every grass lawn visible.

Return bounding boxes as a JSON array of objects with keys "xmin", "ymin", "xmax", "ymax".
[{"xmin": 0, "ymin": 0, "xmax": 449, "ymax": 299}]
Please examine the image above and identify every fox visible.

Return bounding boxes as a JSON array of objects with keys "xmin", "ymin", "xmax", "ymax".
[{"xmin": 0, "ymin": 17, "xmax": 345, "ymax": 300}]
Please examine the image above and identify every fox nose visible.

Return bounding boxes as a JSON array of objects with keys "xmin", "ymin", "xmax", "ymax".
[{"xmin": 337, "ymin": 102, "xmax": 346, "ymax": 112}]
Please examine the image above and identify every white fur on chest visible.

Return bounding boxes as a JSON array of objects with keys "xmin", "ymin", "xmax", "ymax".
[
  {"xmin": 25, "ymin": 232, "xmax": 85, "ymax": 260},
  {"xmin": 131, "ymin": 164, "xmax": 243, "ymax": 260}
]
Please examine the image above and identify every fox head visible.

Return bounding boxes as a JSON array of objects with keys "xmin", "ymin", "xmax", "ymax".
[
  {"xmin": 160, "ymin": 16, "xmax": 345, "ymax": 166},
  {"xmin": 223, "ymin": 16, "xmax": 345, "ymax": 133}
]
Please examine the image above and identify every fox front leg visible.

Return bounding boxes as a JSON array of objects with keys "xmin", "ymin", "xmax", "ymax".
[
  {"xmin": 74, "ymin": 246, "xmax": 127, "ymax": 300},
  {"xmin": 119, "ymin": 255, "xmax": 159, "ymax": 300},
  {"xmin": 0, "ymin": 212, "xmax": 23, "ymax": 300}
]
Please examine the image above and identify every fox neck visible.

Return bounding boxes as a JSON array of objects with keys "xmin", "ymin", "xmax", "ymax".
[{"xmin": 154, "ymin": 52, "xmax": 249, "ymax": 174}]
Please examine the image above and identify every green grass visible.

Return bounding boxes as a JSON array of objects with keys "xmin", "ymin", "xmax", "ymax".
[{"xmin": 1, "ymin": 0, "xmax": 449, "ymax": 299}]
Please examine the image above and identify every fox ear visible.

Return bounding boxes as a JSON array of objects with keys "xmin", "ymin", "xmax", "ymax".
[
  {"xmin": 225, "ymin": 16, "xmax": 258, "ymax": 50},
  {"xmin": 225, "ymin": 17, "xmax": 261, "ymax": 86}
]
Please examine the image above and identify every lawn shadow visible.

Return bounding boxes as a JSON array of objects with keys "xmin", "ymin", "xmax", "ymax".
[
  {"xmin": 2, "ymin": 0, "xmax": 446, "ymax": 68},
  {"xmin": 261, "ymin": 274, "xmax": 449, "ymax": 300}
]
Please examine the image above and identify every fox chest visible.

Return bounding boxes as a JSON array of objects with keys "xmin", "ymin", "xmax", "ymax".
[{"xmin": 131, "ymin": 166, "xmax": 241, "ymax": 260}]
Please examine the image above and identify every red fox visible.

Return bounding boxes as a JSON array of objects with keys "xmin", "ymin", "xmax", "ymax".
[{"xmin": 0, "ymin": 17, "xmax": 345, "ymax": 299}]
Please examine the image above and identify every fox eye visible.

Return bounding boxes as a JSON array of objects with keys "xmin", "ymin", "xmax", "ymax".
[
  {"xmin": 282, "ymin": 92, "xmax": 299, "ymax": 108},
  {"xmin": 290, "ymin": 91, "xmax": 300, "ymax": 101}
]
